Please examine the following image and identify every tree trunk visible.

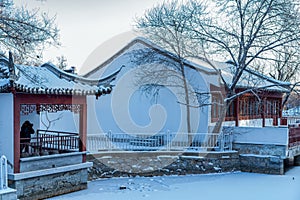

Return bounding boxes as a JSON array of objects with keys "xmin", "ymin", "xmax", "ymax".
[
  {"xmin": 211, "ymin": 102, "xmax": 228, "ymax": 134},
  {"xmin": 207, "ymin": 100, "xmax": 230, "ymax": 150},
  {"xmin": 180, "ymin": 62, "xmax": 193, "ymax": 145}
]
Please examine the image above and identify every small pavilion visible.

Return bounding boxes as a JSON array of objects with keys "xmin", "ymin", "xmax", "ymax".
[{"xmin": 0, "ymin": 53, "xmax": 119, "ymax": 199}]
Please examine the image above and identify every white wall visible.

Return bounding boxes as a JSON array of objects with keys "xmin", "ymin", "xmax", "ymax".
[
  {"xmin": 219, "ymin": 118, "xmax": 277, "ymax": 128},
  {"xmin": 239, "ymin": 118, "xmax": 275, "ymax": 127},
  {"xmin": 20, "ymin": 105, "xmax": 40, "ymax": 134},
  {"xmin": 39, "ymin": 111, "xmax": 79, "ymax": 133},
  {"xmin": 86, "ymin": 42, "xmax": 210, "ymax": 135},
  {"xmin": 87, "ymin": 95, "xmax": 102, "ymax": 134},
  {"xmin": 20, "ymin": 107, "xmax": 79, "ymax": 135},
  {"xmin": 0, "ymin": 93, "xmax": 14, "ymax": 173},
  {"xmin": 230, "ymin": 126, "xmax": 288, "ymax": 145}
]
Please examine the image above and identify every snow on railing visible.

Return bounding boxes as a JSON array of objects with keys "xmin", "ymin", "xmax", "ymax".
[
  {"xmin": 0, "ymin": 155, "xmax": 8, "ymax": 190},
  {"xmin": 87, "ymin": 132, "xmax": 233, "ymax": 153}
]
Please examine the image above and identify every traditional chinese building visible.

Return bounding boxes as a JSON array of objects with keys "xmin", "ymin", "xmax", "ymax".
[
  {"xmin": 81, "ymin": 36, "xmax": 292, "ymax": 176},
  {"xmin": 210, "ymin": 66, "xmax": 290, "ymax": 128},
  {"xmin": 0, "ymin": 53, "xmax": 119, "ymax": 199},
  {"xmin": 84, "ymin": 36, "xmax": 290, "ymax": 137}
]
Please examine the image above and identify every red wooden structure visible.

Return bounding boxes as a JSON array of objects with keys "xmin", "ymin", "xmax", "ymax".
[
  {"xmin": 13, "ymin": 94, "xmax": 87, "ymax": 173},
  {"xmin": 210, "ymin": 68, "xmax": 289, "ymax": 127},
  {"xmin": 289, "ymin": 126, "xmax": 300, "ymax": 148},
  {"xmin": 0, "ymin": 53, "xmax": 120, "ymax": 173}
]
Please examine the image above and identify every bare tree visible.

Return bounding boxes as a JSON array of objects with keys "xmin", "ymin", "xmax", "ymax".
[
  {"xmin": 135, "ymin": 0, "xmax": 300, "ymax": 133},
  {"xmin": 40, "ymin": 112, "xmax": 63, "ymax": 132},
  {"xmin": 268, "ymin": 45, "xmax": 300, "ymax": 83},
  {"xmin": 0, "ymin": 0, "xmax": 59, "ymax": 63},
  {"xmin": 286, "ymin": 89, "xmax": 300, "ymax": 111},
  {"xmin": 134, "ymin": 1, "xmax": 208, "ymax": 142}
]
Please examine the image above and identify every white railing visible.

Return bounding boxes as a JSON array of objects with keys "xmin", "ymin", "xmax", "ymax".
[
  {"xmin": 87, "ymin": 132, "xmax": 233, "ymax": 153},
  {"xmin": 286, "ymin": 116, "xmax": 300, "ymax": 125},
  {"xmin": 0, "ymin": 155, "xmax": 8, "ymax": 190},
  {"xmin": 281, "ymin": 115, "xmax": 300, "ymax": 125}
]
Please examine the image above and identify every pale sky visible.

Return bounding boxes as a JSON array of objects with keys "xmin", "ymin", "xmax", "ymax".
[{"xmin": 14, "ymin": 0, "xmax": 163, "ymax": 70}]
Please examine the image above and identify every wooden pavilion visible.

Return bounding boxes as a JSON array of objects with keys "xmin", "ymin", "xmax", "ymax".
[
  {"xmin": 210, "ymin": 67, "xmax": 290, "ymax": 127},
  {"xmin": 0, "ymin": 53, "xmax": 119, "ymax": 199}
]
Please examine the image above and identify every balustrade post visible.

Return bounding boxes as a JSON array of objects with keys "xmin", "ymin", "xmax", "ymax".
[
  {"xmin": 0, "ymin": 155, "xmax": 8, "ymax": 190},
  {"xmin": 229, "ymin": 132, "xmax": 233, "ymax": 151},
  {"xmin": 167, "ymin": 130, "xmax": 171, "ymax": 151},
  {"xmin": 220, "ymin": 133, "xmax": 225, "ymax": 151},
  {"xmin": 108, "ymin": 130, "xmax": 112, "ymax": 151},
  {"xmin": 37, "ymin": 130, "xmax": 42, "ymax": 154},
  {"xmin": 58, "ymin": 132, "xmax": 60, "ymax": 152}
]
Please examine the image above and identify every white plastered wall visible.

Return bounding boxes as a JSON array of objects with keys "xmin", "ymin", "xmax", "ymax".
[{"xmin": 0, "ymin": 93, "xmax": 14, "ymax": 173}]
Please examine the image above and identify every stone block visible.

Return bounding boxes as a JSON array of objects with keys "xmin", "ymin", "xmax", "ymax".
[
  {"xmin": 239, "ymin": 154, "xmax": 284, "ymax": 175},
  {"xmin": 0, "ymin": 188, "xmax": 17, "ymax": 200},
  {"xmin": 9, "ymin": 163, "xmax": 91, "ymax": 200},
  {"xmin": 88, "ymin": 151, "xmax": 240, "ymax": 179},
  {"xmin": 20, "ymin": 152, "xmax": 84, "ymax": 173}
]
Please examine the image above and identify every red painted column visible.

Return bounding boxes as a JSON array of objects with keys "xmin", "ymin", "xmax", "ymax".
[
  {"xmin": 79, "ymin": 102, "xmax": 87, "ymax": 163},
  {"xmin": 262, "ymin": 98, "xmax": 266, "ymax": 127},
  {"xmin": 279, "ymin": 98, "xmax": 283, "ymax": 125},
  {"xmin": 273, "ymin": 100, "xmax": 278, "ymax": 126},
  {"xmin": 13, "ymin": 94, "xmax": 20, "ymax": 173},
  {"xmin": 235, "ymin": 98, "xmax": 240, "ymax": 127}
]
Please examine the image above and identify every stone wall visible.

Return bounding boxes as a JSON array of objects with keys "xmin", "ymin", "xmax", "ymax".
[
  {"xmin": 9, "ymin": 152, "xmax": 92, "ymax": 200},
  {"xmin": 20, "ymin": 152, "xmax": 83, "ymax": 173},
  {"xmin": 9, "ymin": 167, "xmax": 88, "ymax": 200},
  {"xmin": 233, "ymin": 143, "xmax": 287, "ymax": 158},
  {"xmin": 87, "ymin": 151, "xmax": 240, "ymax": 179},
  {"xmin": 239, "ymin": 154, "xmax": 284, "ymax": 175}
]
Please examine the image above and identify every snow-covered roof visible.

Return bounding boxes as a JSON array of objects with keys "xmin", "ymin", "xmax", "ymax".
[
  {"xmin": 84, "ymin": 36, "xmax": 218, "ymax": 78},
  {"xmin": 84, "ymin": 36, "xmax": 290, "ymax": 93},
  {"xmin": 0, "ymin": 58, "xmax": 10, "ymax": 92},
  {"xmin": 216, "ymin": 62, "xmax": 290, "ymax": 92},
  {"xmin": 0, "ymin": 57, "xmax": 120, "ymax": 96}
]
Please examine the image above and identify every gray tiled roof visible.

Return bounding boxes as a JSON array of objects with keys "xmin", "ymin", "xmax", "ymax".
[{"xmin": 0, "ymin": 58, "xmax": 120, "ymax": 96}]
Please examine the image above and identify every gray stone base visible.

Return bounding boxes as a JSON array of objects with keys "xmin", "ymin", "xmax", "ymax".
[
  {"xmin": 233, "ymin": 143, "xmax": 287, "ymax": 157},
  {"xmin": 20, "ymin": 152, "xmax": 84, "ymax": 173},
  {"xmin": 9, "ymin": 163, "xmax": 92, "ymax": 200},
  {"xmin": 0, "ymin": 188, "xmax": 17, "ymax": 200},
  {"xmin": 87, "ymin": 151, "xmax": 240, "ymax": 179},
  {"xmin": 240, "ymin": 154, "xmax": 284, "ymax": 175}
]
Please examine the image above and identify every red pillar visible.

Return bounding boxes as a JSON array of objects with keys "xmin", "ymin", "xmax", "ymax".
[
  {"xmin": 235, "ymin": 98, "xmax": 240, "ymax": 127},
  {"xmin": 273, "ymin": 100, "xmax": 278, "ymax": 126},
  {"xmin": 79, "ymin": 103, "xmax": 87, "ymax": 163},
  {"xmin": 13, "ymin": 95, "xmax": 20, "ymax": 173},
  {"xmin": 262, "ymin": 98, "xmax": 266, "ymax": 127},
  {"xmin": 279, "ymin": 98, "xmax": 283, "ymax": 125}
]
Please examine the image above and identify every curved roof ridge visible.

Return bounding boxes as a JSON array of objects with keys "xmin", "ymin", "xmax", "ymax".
[
  {"xmin": 84, "ymin": 36, "xmax": 218, "ymax": 78},
  {"xmin": 0, "ymin": 57, "xmax": 120, "ymax": 96}
]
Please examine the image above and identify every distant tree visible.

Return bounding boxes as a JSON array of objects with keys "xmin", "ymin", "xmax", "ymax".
[
  {"xmin": 56, "ymin": 55, "xmax": 68, "ymax": 70},
  {"xmin": 11, "ymin": 50, "xmax": 44, "ymax": 66},
  {"xmin": 285, "ymin": 91, "xmax": 300, "ymax": 110},
  {"xmin": 136, "ymin": 0, "xmax": 300, "ymax": 133},
  {"xmin": 266, "ymin": 44, "xmax": 300, "ymax": 108},
  {"xmin": 0, "ymin": 0, "xmax": 59, "ymax": 63},
  {"xmin": 268, "ymin": 45, "xmax": 300, "ymax": 83}
]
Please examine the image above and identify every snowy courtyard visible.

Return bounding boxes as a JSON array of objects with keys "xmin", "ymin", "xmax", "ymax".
[{"xmin": 49, "ymin": 167, "xmax": 300, "ymax": 200}]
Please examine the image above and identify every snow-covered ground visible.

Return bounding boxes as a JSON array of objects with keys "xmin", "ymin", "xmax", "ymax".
[{"xmin": 49, "ymin": 167, "xmax": 300, "ymax": 200}]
